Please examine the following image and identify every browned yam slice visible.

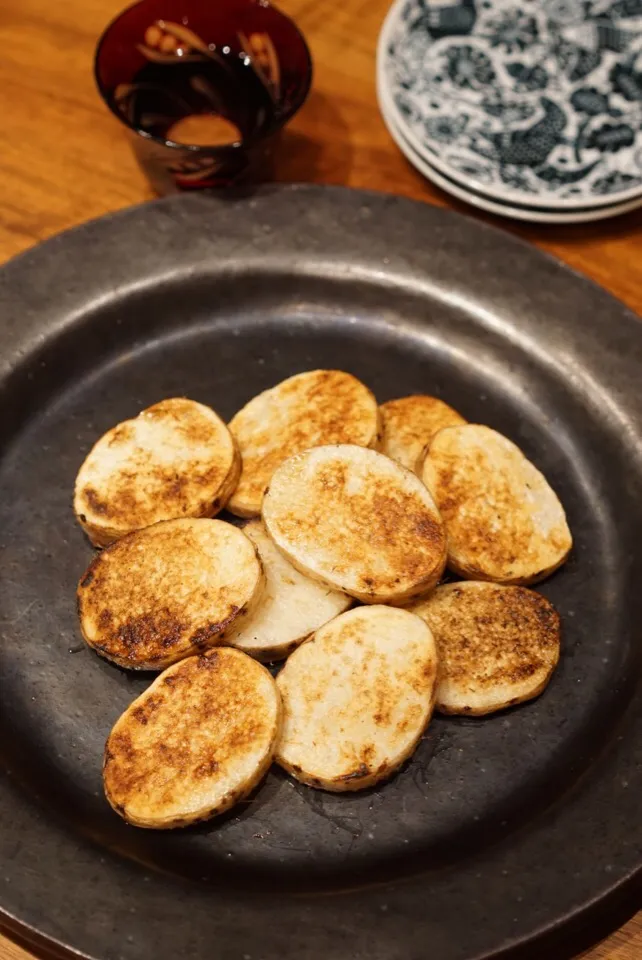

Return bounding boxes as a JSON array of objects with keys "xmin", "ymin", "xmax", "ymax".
[
  {"xmin": 262, "ymin": 444, "xmax": 447, "ymax": 604},
  {"xmin": 104, "ymin": 648, "xmax": 281, "ymax": 828},
  {"xmin": 409, "ymin": 581, "xmax": 560, "ymax": 715},
  {"xmin": 422, "ymin": 425, "xmax": 572, "ymax": 584},
  {"xmin": 78, "ymin": 518, "xmax": 264, "ymax": 670},
  {"xmin": 380, "ymin": 394, "xmax": 466, "ymax": 473},
  {"xmin": 225, "ymin": 519, "xmax": 352, "ymax": 662},
  {"xmin": 227, "ymin": 370, "xmax": 380, "ymax": 517},
  {"xmin": 74, "ymin": 398, "xmax": 240, "ymax": 546},
  {"xmin": 275, "ymin": 605, "xmax": 438, "ymax": 791}
]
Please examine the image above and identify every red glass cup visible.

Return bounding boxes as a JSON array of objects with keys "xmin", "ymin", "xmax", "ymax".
[{"xmin": 95, "ymin": 0, "xmax": 312, "ymax": 193}]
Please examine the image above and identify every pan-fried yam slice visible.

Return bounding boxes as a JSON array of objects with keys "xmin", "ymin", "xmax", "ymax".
[
  {"xmin": 103, "ymin": 648, "xmax": 281, "ymax": 828},
  {"xmin": 78, "ymin": 518, "xmax": 264, "ymax": 670},
  {"xmin": 276, "ymin": 606, "xmax": 438, "ymax": 791},
  {"xmin": 422, "ymin": 425, "xmax": 572, "ymax": 584},
  {"xmin": 74, "ymin": 398, "xmax": 240, "ymax": 546},
  {"xmin": 226, "ymin": 519, "xmax": 352, "ymax": 662},
  {"xmin": 409, "ymin": 582, "xmax": 560, "ymax": 715},
  {"xmin": 227, "ymin": 370, "xmax": 380, "ymax": 517},
  {"xmin": 380, "ymin": 395, "xmax": 466, "ymax": 473},
  {"xmin": 262, "ymin": 445, "xmax": 447, "ymax": 604}
]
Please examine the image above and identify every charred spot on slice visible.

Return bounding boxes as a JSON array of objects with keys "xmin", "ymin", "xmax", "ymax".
[
  {"xmin": 131, "ymin": 694, "xmax": 162, "ymax": 726},
  {"xmin": 338, "ymin": 763, "xmax": 370, "ymax": 782},
  {"xmin": 197, "ymin": 652, "xmax": 219, "ymax": 669},
  {"xmin": 361, "ymin": 744, "xmax": 376, "ymax": 765},
  {"xmin": 98, "ymin": 608, "xmax": 113, "ymax": 629},
  {"xmin": 194, "ymin": 758, "xmax": 220, "ymax": 779},
  {"xmin": 84, "ymin": 487, "xmax": 109, "ymax": 516},
  {"xmin": 131, "ymin": 706, "xmax": 149, "ymax": 725},
  {"xmin": 108, "ymin": 424, "xmax": 134, "ymax": 446},
  {"xmin": 109, "ymin": 730, "xmax": 135, "ymax": 762},
  {"xmin": 191, "ymin": 605, "xmax": 240, "ymax": 647},
  {"xmin": 115, "ymin": 610, "xmax": 185, "ymax": 654}
]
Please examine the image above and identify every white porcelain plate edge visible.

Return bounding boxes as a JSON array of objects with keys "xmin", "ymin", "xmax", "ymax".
[{"xmin": 380, "ymin": 93, "xmax": 642, "ymax": 224}]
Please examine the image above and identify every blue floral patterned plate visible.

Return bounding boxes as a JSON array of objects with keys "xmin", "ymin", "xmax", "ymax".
[
  {"xmin": 382, "ymin": 90, "xmax": 642, "ymax": 219},
  {"xmin": 378, "ymin": 0, "xmax": 642, "ymax": 209}
]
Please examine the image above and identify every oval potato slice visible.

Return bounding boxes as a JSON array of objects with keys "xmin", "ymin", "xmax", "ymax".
[
  {"xmin": 78, "ymin": 518, "xmax": 264, "ymax": 670},
  {"xmin": 104, "ymin": 648, "xmax": 281, "ymax": 828},
  {"xmin": 74, "ymin": 398, "xmax": 240, "ymax": 547},
  {"xmin": 227, "ymin": 370, "xmax": 380, "ymax": 517},
  {"xmin": 380, "ymin": 395, "xmax": 465, "ymax": 473},
  {"xmin": 226, "ymin": 519, "xmax": 352, "ymax": 662},
  {"xmin": 409, "ymin": 581, "xmax": 560, "ymax": 715},
  {"xmin": 262, "ymin": 444, "xmax": 447, "ymax": 604},
  {"xmin": 276, "ymin": 605, "xmax": 438, "ymax": 791},
  {"xmin": 422, "ymin": 425, "xmax": 572, "ymax": 584}
]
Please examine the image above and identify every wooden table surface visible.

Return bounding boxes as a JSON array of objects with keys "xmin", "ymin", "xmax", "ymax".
[{"xmin": 0, "ymin": 0, "xmax": 640, "ymax": 957}]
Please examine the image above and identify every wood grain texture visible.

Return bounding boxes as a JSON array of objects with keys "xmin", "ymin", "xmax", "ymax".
[
  {"xmin": 0, "ymin": 0, "xmax": 639, "ymax": 958},
  {"xmin": 0, "ymin": 939, "xmax": 33, "ymax": 960}
]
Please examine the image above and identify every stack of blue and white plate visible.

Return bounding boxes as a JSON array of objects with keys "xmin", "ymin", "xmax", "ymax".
[{"xmin": 377, "ymin": 0, "xmax": 642, "ymax": 223}]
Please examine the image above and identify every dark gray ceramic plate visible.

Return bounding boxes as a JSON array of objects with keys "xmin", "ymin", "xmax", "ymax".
[{"xmin": 0, "ymin": 185, "xmax": 641, "ymax": 960}]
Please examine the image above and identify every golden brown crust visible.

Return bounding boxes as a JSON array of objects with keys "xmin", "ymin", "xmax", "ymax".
[
  {"xmin": 409, "ymin": 581, "xmax": 560, "ymax": 715},
  {"xmin": 227, "ymin": 370, "xmax": 380, "ymax": 517},
  {"xmin": 104, "ymin": 648, "xmax": 281, "ymax": 828},
  {"xmin": 262, "ymin": 445, "xmax": 447, "ymax": 603},
  {"xmin": 77, "ymin": 519, "xmax": 264, "ymax": 670},
  {"xmin": 380, "ymin": 395, "xmax": 466, "ymax": 473},
  {"xmin": 422, "ymin": 425, "xmax": 572, "ymax": 584},
  {"xmin": 74, "ymin": 398, "xmax": 240, "ymax": 546}
]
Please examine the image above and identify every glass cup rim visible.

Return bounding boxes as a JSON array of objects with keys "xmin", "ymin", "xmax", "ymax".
[{"xmin": 93, "ymin": 0, "xmax": 313, "ymax": 154}]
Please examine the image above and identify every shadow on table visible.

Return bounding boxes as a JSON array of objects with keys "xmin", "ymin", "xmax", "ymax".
[
  {"xmin": 513, "ymin": 207, "xmax": 642, "ymax": 248},
  {"xmin": 274, "ymin": 90, "xmax": 353, "ymax": 185},
  {"xmin": 396, "ymin": 150, "xmax": 642, "ymax": 251}
]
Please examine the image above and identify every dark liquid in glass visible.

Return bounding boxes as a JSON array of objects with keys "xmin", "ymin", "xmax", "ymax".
[{"xmin": 119, "ymin": 52, "xmax": 276, "ymax": 145}]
